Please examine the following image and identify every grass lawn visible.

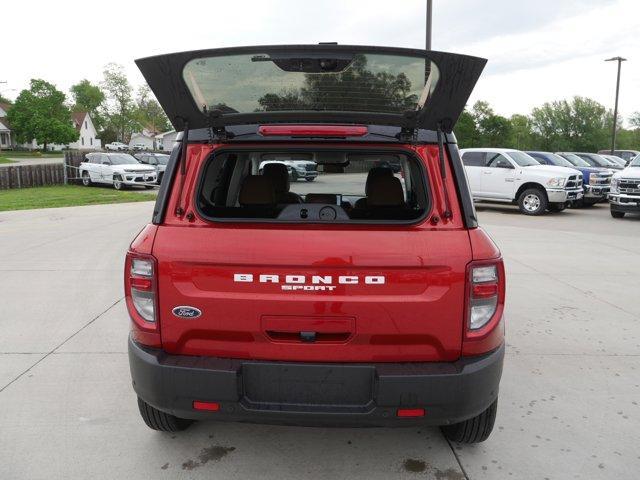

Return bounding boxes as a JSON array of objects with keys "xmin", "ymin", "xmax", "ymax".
[
  {"xmin": 0, "ymin": 185, "xmax": 156, "ymax": 212},
  {"xmin": 3, "ymin": 151, "xmax": 65, "ymax": 158},
  {"xmin": 0, "ymin": 156, "xmax": 17, "ymax": 164}
]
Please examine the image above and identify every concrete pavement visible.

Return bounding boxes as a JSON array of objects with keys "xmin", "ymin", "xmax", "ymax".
[{"xmin": 0, "ymin": 200, "xmax": 638, "ymax": 479}]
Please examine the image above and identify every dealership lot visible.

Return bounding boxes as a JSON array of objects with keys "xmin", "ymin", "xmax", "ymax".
[{"xmin": 0, "ymin": 201, "xmax": 638, "ymax": 480}]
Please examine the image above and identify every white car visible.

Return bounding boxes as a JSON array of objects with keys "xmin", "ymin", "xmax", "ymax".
[
  {"xmin": 80, "ymin": 152, "xmax": 157, "ymax": 190},
  {"xmin": 460, "ymin": 148, "xmax": 583, "ymax": 215},
  {"xmin": 258, "ymin": 160, "xmax": 318, "ymax": 182},
  {"xmin": 131, "ymin": 143, "xmax": 151, "ymax": 151},
  {"xmin": 135, "ymin": 153, "xmax": 170, "ymax": 184},
  {"xmin": 608, "ymin": 154, "xmax": 640, "ymax": 218},
  {"xmin": 105, "ymin": 142, "xmax": 129, "ymax": 151}
]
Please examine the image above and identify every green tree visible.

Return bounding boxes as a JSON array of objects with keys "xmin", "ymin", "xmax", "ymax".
[
  {"xmin": 101, "ymin": 63, "xmax": 140, "ymax": 142},
  {"xmin": 530, "ymin": 97, "xmax": 609, "ymax": 152},
  {"xmin": 454, "ymin": 110, "xmax": 480, "ymax": 148},
  {"xmin": 507, "ymin": 114, "xmax": 535, "ymax": 150},
  {"xmin": 7, "ymin": 79, "xmax": 78, "ymax": 151},
  {"xmin": 0, "ymin": 93, "xmax": 11, "ymax": 104},
  {"xmin": 134, "ymin": 85, "xmax": 170, "ymax": 133},
  {"xmin": 465, "ymin": 101, "xmax": 513, "ymax": 147},
  {"xmin": 70, "ymin": 79, "xmax": 105, "ymax": 128},
  {"xmin": 629, "ymin": 112, "xmax": 640, "ymax": 129}
]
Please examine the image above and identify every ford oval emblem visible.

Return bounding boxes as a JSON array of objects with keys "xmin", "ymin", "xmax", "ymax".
[{"xmin": 172, "ymin": 306, "xmax": 202, "ymax": 319}]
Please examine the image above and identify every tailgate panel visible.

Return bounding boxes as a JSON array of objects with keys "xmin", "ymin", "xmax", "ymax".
[{"xmin": 154, "ymin": 226, "xmax": 471, "ymax": 362}]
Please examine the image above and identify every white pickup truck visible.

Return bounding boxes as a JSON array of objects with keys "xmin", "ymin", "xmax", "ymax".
[
  {"xmin": 460, "ymin": 148, "xmax": 583, "ymax": 215},
  {"xmin": 609, "ymin": 154, "xmax": 640, "ymax": 218}
]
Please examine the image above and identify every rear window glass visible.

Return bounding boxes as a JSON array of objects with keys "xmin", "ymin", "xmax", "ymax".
[
  {"xmin": 183, "ymin": 53, "xmax": 439, "ymax": 115},
  {"xmin": 196, "ymin": 150, "xmax": 429, "ymax": 223}
]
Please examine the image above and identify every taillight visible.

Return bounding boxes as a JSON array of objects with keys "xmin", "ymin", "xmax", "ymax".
[
  {"xmin": 125, "ymin": 253, "xmax": 160, "ymax": 347},
  {"xmin": 463, "ymin": 259, "xmax": 505, "ymax": 356}
]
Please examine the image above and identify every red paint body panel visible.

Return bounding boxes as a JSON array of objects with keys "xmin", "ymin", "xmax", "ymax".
[
  {"xmin": 127, "ymin": 140, "xmax": 505, "ymax": 362},
  {"xmin": 153, "ymin": 226, "xmax": 471, "ymax": 362}
]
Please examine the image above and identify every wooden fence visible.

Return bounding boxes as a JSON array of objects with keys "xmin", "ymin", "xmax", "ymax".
[
  {"xmin": 0, "ymin": 163, "xmax": 66, "ymax": 190},
  {"xmin": 0, "ymin": 151, "xmax": 95, "ymax": 190}
]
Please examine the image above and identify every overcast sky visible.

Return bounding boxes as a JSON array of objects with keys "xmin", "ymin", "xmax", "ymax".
[{"xmin": 2, "ymin": 0, "xmax": 639, "ymax": 123}]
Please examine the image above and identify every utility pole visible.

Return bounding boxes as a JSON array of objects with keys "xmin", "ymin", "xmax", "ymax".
[
  {"xmin": 605, "ymin": 56, "xmax": 627, "ymax": 154},
  {"xmin": 426, "ymin": 0, "xmax": 433, "ymax": 50}
]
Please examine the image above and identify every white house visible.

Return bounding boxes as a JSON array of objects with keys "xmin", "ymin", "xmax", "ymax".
[
  {"xmin": 0, "ymin": 104, "xmax": 101, "ymax": 151},
  {"xmin": 0, "ymin": 103, "xmax": 13, "ymax": 150},
  {"xmin": 155, "ymin": 130, "xmax": 178, "ymax": 151},
  {"xmin": 129, "ymin": 127, "xmax": 160, "ymax": 150},
  {"xmin": 68, "ymin": 112, "xmax": 101, "ymax": 150}
]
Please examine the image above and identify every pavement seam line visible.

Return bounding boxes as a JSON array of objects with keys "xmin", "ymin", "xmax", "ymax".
[
  {"xmin": 444, "ymin": 435, "xmax": 470, "ymax": 480},
  {"xmin": 0, "ymin": 297, "xmax": 124, "ymax": 394},
  {"xmin": 509, "ymin": 257, "xmax": 640, "ymax": 321}
]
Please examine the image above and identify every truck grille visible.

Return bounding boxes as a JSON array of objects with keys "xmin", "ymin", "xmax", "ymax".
[
  {"xmin": 305, "ymin": 164, "xmax": 317, "ymax": 172},
  {"xmin": 619, "ymin": 178, "xmax": 640, "ymax": 196},
  {"xmin": 566, "ymin": 175, "xmax": 583, "ymax": 189},
  {"xmin": 591, "ymin": 174, "xmax": 612, "ymax": 185}
]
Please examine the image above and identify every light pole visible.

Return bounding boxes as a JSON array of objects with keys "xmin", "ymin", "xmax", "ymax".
[
  {"xmin": 605, "ymin": 56, "xmax": 626, "ymax": 154},
  {"xmin": 426, "ymin": 0, "xmax": 433, "ymax": 50}
]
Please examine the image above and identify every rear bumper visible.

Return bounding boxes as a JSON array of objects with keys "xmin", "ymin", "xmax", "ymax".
[
  {"xmin": 294, "ymin": 170, "xmax": 318, "ymax": 179},
  {"xmin": 128, "ymin": 335, "xmax": 504, "ymax": 427}
]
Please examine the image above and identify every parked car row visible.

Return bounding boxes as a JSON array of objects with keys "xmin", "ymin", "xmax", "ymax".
[
  {"xmin": 460, "ymin": 148, "xmax": 640, "ymax": 218},
  {"xmin": 78, "ymin": 152, "xmax": 169, "ymax": 189},
  {"xmin": 105, "ymin": 141, "xmax": 156, "ymax": 152}
]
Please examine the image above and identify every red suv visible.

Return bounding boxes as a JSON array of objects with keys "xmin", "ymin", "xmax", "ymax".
[{"xmin": 126, "ymin": 45, "xmax": 505, "ymax": 443}]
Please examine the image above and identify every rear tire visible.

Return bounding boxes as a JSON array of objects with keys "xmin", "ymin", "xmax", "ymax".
[
  {"xmin": 137, "ymin": 397, "xmax": 193, "ymax": 432},
  {"xmin": 517, "ymin": 188, "xmax": 547, "ymax": 215},
  {"xmin": 610, "ymin": 210, "xmax": 625, "ymax": 218},
  {"xmin": 441, "ymin": 399, "xmax": 498, "ymax": 444}
]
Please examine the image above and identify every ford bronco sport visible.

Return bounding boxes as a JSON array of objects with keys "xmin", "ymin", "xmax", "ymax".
[{"xmin": 126, "ymin": 45, "xmax": 505, "ymax": 443}]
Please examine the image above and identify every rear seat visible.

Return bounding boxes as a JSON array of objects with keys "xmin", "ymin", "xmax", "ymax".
[
  {"xmin": 350, "ymin": 174, "xmax": 414, "ymax": 220},
  {"xmin": 205, "ymin": 175, "xmax": 279, "ymax": 218}
]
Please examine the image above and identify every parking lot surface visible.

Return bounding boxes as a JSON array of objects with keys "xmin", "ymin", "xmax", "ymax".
[{"xmin": 0, "ymin": 200, "xmax": 638, "ymax": 480}]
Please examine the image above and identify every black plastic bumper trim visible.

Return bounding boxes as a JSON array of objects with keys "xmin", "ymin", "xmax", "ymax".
[{"xmin": 128, "ymin": 335, "xmax": 504, "ymax": 427}]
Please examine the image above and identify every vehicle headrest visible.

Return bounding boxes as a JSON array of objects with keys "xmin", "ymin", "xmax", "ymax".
[
  {"xmin": 365, "ymin": 167, "xmax": 394, "ymax": 195},
  {"xmin": 262, "ymin": 163, "xmax": 289, "ymax": 193},
  {"xmin": 239, "ymin": 175, "xmax": 276, "ymax": 206},
  {"xmin": 367, "ymin": 175, "xmax": 405, "ymax": 207}
]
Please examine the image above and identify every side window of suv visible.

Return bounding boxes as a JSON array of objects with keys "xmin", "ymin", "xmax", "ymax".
[
  {"xmin": 486, "ymin": 154, "xmax": 513, "ymax": 169},
  {"xmin": 462, "ymin": 152, "xmax": 486, "ymax": 167}
]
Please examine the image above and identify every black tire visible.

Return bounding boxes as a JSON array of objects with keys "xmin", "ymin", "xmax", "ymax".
[
  {"xmin": 610, "ymin": 210, "xmax": 625, "ymax": 219},
  {"xmin": 113, "ymin": 175, "xmax": 124, "ymax": 190},
  {"xmin": 548, "ymin": 203, "xmax": 566, "ymax": 213},
  {"xmin": 81, "ymin": 171, "xmax": 92, "ymax": 187},
  {"xmin": 305, "ymin": 177, "xmax": 315, "ymax": 182},
  {"xmin": 137, "ymin": 397, "xmax": 193, "ymax": 432},
  {"xmin": 441, "ymin": 399, "xmax": 498, "ymax": 444},
  {"xmin": 517, "ymin": 188, "xmax": 547, "ymax": 215},
  {"xmin": 157, "ymin": 173, "xmax": 164, "ymax": 185}
]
